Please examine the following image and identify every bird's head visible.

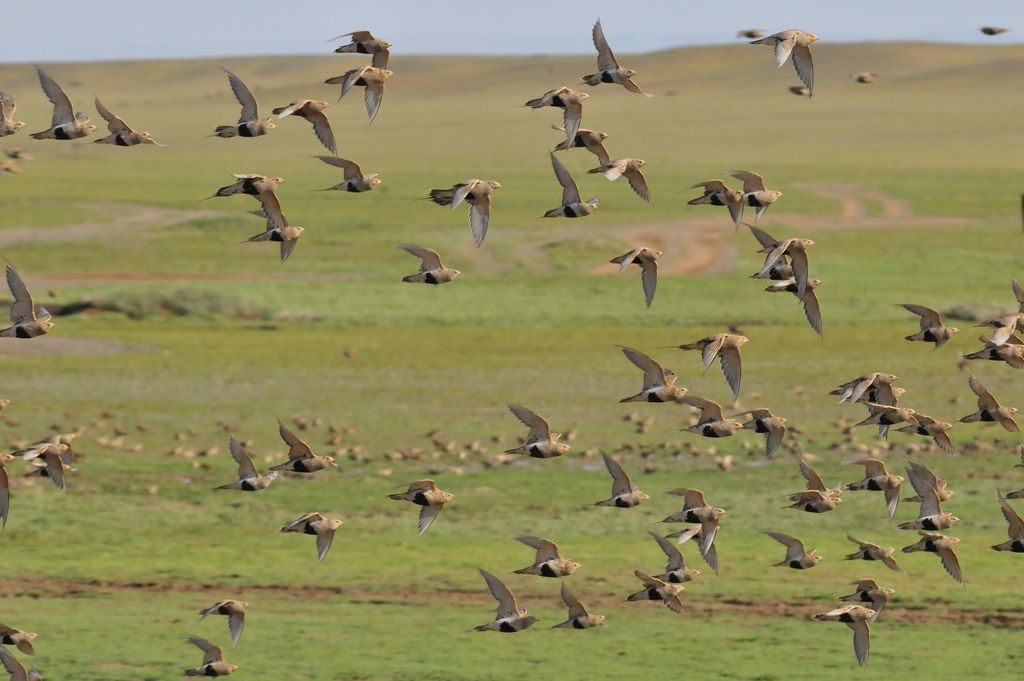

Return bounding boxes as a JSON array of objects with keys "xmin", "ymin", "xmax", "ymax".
[
  {"xmin": 383, "ymin": 69, "xmax": 395, "ymax": 78},
  {"xmin": 806, "ymin": 33, "xmax": 820, "ymax": 43},
  {"xmin": 625, "ymin": 69, "xmax": 637, "ymax": 77},
  {"xmin": 488, "ymin": 181, "xmax": 503, "ymax": 190},
  {"xmin": 450, "ymin": 269, "xmax": 462, "ymax": 280},
  {"xmin": 323, "ymin": 455, "xmax": 337, "ymax": 467},
  {"xmin": 567, "ymin": 560, "xmax": 582, "ymax": 574},
  {"xmin": 263, "ymin": 119, "xmax": 277, "ymax": 129},
  {"xmin": 597, "ymin": 131, "xmax": 609, "ymax": 140},
  {"xmin": 369, "ymin": 176, "xmax": 383, "ymax": 187}
]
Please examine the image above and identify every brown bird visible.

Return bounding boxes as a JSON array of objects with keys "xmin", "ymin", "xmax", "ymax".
[
  {"xmin": 0, "ymin": 458, "xmax": 8, "ymax": 527},
  {"xmin": 961, "ymin": 373, "xmax": 1019, "ymax": 431},
  {"xmin": 981, "ymin": 26, "xmax": 1010, "ymax": 35},
  {"xmin": 609, "ymin": 247, "xmax": 660, "ymax": 307},
  {"xmin": 0, "ymin": 92, "xmax": 24, "ymax": 138},
  {"xmin": 676, "ymin": 334, "xmax": 747, "ymax": 404},
  {"xmin": 387, "ymin": 479, "xmax": 454, "ymax": 535},
  {"xmin": 214, "ymin": 68, "xmax": 275, "ymax": 138},
  {"xmin": 594, "ymin": 453, "xmax": 649, "ymax": 508},
  {"xmin": 845, "ymin": 534, "xmax": 902, "ymax": 572},
  {"xmin": 786, "ymin": 457, "xmax": 842, "ymax": 512},
  {"xmin": 315, "ymin": 156, "xmax": 380, "ymax": 192},
  {"xmin": 662, "ymin": 488, "xmax": 724, "ymax": 566},
  {"xmin": 0, "ymin": 161, "xmax": 19, "ymax": 175},
  {"xmin": 897, "ymin": 483, "xmax": 960, "ymax": 531},
  {"xmin": 813, "ymin": 605, "xmax": 873, "ymax": 667},
  {"xmin": 553, "ymin": 583, "xmax": 605, "ymax": 629},
  {"xmin": 525, "ymin": 88, "xmax": 589, "ymax": 145},
  {"xmin": 894, "ymin": 412, "xmax": 958, "ymax": 456},
  {"xmin": 324, "ymin": 66, "xmax": 393, "ymax": 123},
  {"xmin": 747, "ymin": 225, "xmax": 795, "ymax": 280},
  {"xmin": 19, "ymin": 442, "xmax": 69, "ymax": 491},
  {"xmin": 664, "ymin": 525, "xmax": 719, "ymax": 573},
  {"xmin": 731, "ymin": 170, "xmax": 784, "ymax": 223},
  {"xmin": 737, "ymin": 29, "xmax": 765, "ymax": 39},
  {"xmin": 849, "ymin": 72, "xmax": 878, "ymax": 84},
  {"xmin": 552, "ymin": 126, "xmax": 610, "ymax": 165},
  {"xmin": 183, "ymin": 636, "xmax": 236, "ymax": 677},
  {"xmin": 626, "ymin": 569, "xmax": 684, "ymax": 614},
  {"xmin": 426, "ymin": 180, "xmax": 502, "ymax": 246},
  {"xmin": 648, "ymin": 531, "xmax": 700, "ymax": 583},
  {"xmin": 852, "ymin": 403, "xmax": 919, "ymax": 434},
  {"xmin": 215, "ymin": 436, "xmax": 278, "ymax": 491},
  {"xmin": 975, "ymin": 313, "xmax": 1024, "ymax": 346},
  {"xmin": 839, "ymin": 579, "xmax": 894, "ymax": 622},
  {"xmin": 29, "ymin": 67, "xmax": 95, "ymax": 140},
  {"xmin": 330, "ymin": 30, "xmax": 391, "ymax": 68},
  {"xmin": 582, "ymin": 20, "xmax": 651, "ymax": 96},
  {"xmin": 395, "ymin": 244, "xmax": 460, "ymax": 285},
  {"xmin": 270, "ymin": 421, "xmax": 337, "ymax": 473},
  {"xmin": 280, "ymin": 512, "xmax": 343, "ymax": 563},
  {"xmin": 846, "ymin": 458, "xmax": 903, "ymax": 519},
  {"xmin": 475, "ymin": 568, "xmax": 537, "ymax": 632},
  {"xmin": 543, "ymin": 152, "xmax": 599, "ymax": 218},
  {"xmin": 681, "ymin": 395, "xmax": 744, "ymax": 438},
  {"xmin": 903, "ymin": 459, "xmax": 953, "ymax": 504},
  {"xmin": 272, "ymin": 100, "xmax": 335, "ymax": 154},
  {"xmin": 831, "ymin": 372, "xmax": 900, "ymax": 405},
  {"xmin": 733, "ymin": 408, "xmax": 788, "ymax": 457},
  {"xmin": 756, "ymin": 236, "xmax": 814, "ymax": 302},
  {"xmin": 900, "ymin": 304, "xmax": 959, "ymax": 348},
  {"xmin": 0, "ymin": 647, "xmax": 40, "ymax": 681},
  {"xmin": 0, "ymin": 624, "xmax": 36, "ymax": 656},
  {"xmin": 688, "ymin": 179, "xmax": 745, "ymax": 230},
  {"xmin": 991, "ymin": 491, "xmax": 1024, "ymax": 553},
  {"xmin": 93, "ymin": 98, "xmax": 161, "ymax": 146},
  {"xmin": 589, "ymin": 158, "xmax": 650, "ymax": 202},
  {"xmin": 198, "ymin": 601, "xmax": 247, "ymax": 646},
  {"xmin": 513, "ymin": 535, "xmax": 581, "ymax": 577},
  {"xmin": 617, "ymin": 346, "xmax": 688, "ymax": 403},
  {"xmin": 211, "ymin": 174, "xmax": 287, "ymax": 228},
  {"xmin": 765, "ymin": 278, "xmax": 823, "ymax": 337},
  {"xmin": 1, "ymin": 264, "xmax": 54, "ymax": 339},
  {"xmin": 504, "ymin": 404, "xmax": 571, "ymax": 458},
  {"xmin": 766, "ymin": 531, "xmax": 822, "ymax": 569},
  {"xmin": 901, "ymin": 531, "xmax": 964, "ymax": 584},
  {"xmin": 750, "ymin": 30, "xmax": 818, "ymax": 95},
  {"xmin": 963, "ymin": 335, "xmax": 1024, "ymax": 369}
]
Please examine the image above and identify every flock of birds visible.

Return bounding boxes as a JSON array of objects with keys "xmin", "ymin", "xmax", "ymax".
[{"xmin": 0, "ymin": 20, "xmax": 1020, "ymax": 677}]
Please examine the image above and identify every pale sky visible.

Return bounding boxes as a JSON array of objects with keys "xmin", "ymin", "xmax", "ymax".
[{"xmin": 2, "ymin": 0, "xmax": 1021, "ymax": 63}]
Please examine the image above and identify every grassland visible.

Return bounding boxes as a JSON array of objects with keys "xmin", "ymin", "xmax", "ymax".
[{"xmin": 0, "ymin": 41, "xmax": 1022, "ymax": 680}]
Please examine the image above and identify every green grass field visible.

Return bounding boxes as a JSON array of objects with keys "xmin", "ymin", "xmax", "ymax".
[{"xmin": 0, "ymin": 41, "xmax": 1022, "ymax": 680}]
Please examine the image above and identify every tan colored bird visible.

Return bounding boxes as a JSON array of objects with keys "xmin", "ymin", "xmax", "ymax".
[
  {"xmin": 214, "ymin": 67, "xmax": 275, "ymax": 138},
  {"xmin": 766, "ymin": 531, "xmax": 822, "ymax": 569},
  {"xmin": 964, "ymin": 335, "xmax": 1024, "ymax": 369},
  {"xmin": 846, "ymin": 458, "xmax": 903, "ymax": 519},
  {"xmin": 981, "ymin": 26, "xmax": 1010, "ymax": 35},
  {"xmin": 676, "ymin": 334, "xmax": 747, "ymax": 404},
  {"xmin": 324, "ymin": 66, "xmax": 393, "ymax": 123},
  {"xmin": 688, "ymin": 180, "xmax": 745, "ymax": 230},
  {"xmin": 29, "ymin": 67, "xmax": 96, "ymax": 140},
  {"xmin": 731, "ymin": 170, "xmax": 783, "ymax": 223},
  {"xmin": 831, "ymin": 373, "xmax": 900, "ymax": 405},
  {"xmin": 552, "ymin": 126, "xmax": 610, "ymax": 165},
  {"xmin": 330, "ymin": 30, "xmax": 391, "ymax": 68},
  {"xmin": 648, "ymin": 531, "xmax": 700, "ymax": 583},
  {"xmin": 735, "ymin": 408, "xmax": 788, "ymax": 457},
  {"xmin": 787, "ymin": 457, "xmax": 842, "ymax": 512},
  {"xmin": 1, "ymin": 264, "xmax": 54, "ymax": 339},
  {"xmin": 215, "ymin": 436, "xmax": 278, "ymax": 491},
  {"xmin": 394, "ymin": 244, "xmax": 460, "ymax": 285},
  {"xmin": 813, "ymin": 605, "xmax": 873, "ymax": 667},
  {"xmin": 582, "ymin": 20, "xmax": 651, "ymax": 96},
  {"xmin": 0, "ymin": 647, "xmax": 41, "ymax": 681},
  {"xmin": 609, "ymin": 247, "xmax": 660, "ymax": 308},
  {"xmin": 737, "ymin": 28, "xmax": 765, "ymax": 39},
  {"xmin": 198, "ymin": 601, "xmax": 247, "ymax": 646},
  {"xmin": 849, "ymin": 72, "xmax": 878, "ymax": 84},
  {"xmin": 839, "ymin": 579, "xmax": 894, "ymax": 623},
  {"xmin": 513, "ymin": 535, "xmax": 581, "ymax": 577},
  {"xmin": 211, "ymin": 174, "xmax": 287, "ymax": 228},
  {"xmin": 756, "ymin": 236, "xmax": 814, "ymax": 303},
  {"xmin": 0, "ymin": 161, "xmax": 18, "ymax": 175},
  {"xmin": 680, "ymin": 395, "xmax": 744, "ymax": 438},
  {"xmin": 961, "ymin": 373, "xmax": 1019, "ymax": 431},
  {"xmin": 1014, "ymin": 279, "xmax": 1024, "ymax": 313},
  {"xmin": 270, "ymin": 421, "xmax": 337, "ymax": 473},
  {"xmin": 0, "ymin": 624, "xmax": 36, "ymax": 656},
  {"xmin": 664, "ymin": 525, "xmax": 719, "ymax": 573},
  {"xmin": 975, "ymin": 313, "xmax": 1024, "ymax": 346},
  {"xmin": 504, "ymin": 404, "xmax": 570, "ymax": 458},
  {"xmin": 903, "ymin": 459, "xmax": 953, "ymax": 504},
  {"xmin": 388, "ymin": 479, "xmax": 453, "ymax": 535},
  {"xmin": 617, "ymin": 346, "xmax": 688, "ymax": 403},
  {"xmin": 900, "ymin": 304, "xmax": 959, "ymax": 348},
  {"xmin": 898, "ymin": 482, "xmax": 960, "ymax": 531},
  {"xmin": 3, "ymin": 149, "xmax": 30, "ymax": 161},
  {"xmin": 93, "ymin": 98, "xmax": 161, "ymax": 146},
  {"xmin": 20, "ymin": 442, "xmax": 69, "ymax": 491},
  {"xmin": 894, "ymin": 412, "xmax": 958, "ymax": 456},
  {"xmin": 991, "ymin": 491, "xmax": 1024, "ymax": 553},
  {"xmin": 544, "ymin": 152, "xmax": 599, "ymax": 218},
  {"xmin": 0, "ymin": 399, "xmax": 8, "ymax": 411},
  {"xmin": 280, "ymin": 512, "xmax": 343, "ymax": 563},
  {"xmin": 589, "ymin": 158, "xmax": 650, "ymax": 202},
  {"xmin": 315, "ymin": 156, "xmax": 380, "ymax": 192},
  {"xmin": 852, "ymin": 403, "xmax": 919, "ymax": 432},
  {"xmin": 183, "ymin": 636, "xmax": 236, "ymax": 677},
  {"xmin": 750, "ymin": 30, "xmax": 818, "ymax": 95},
  {"xmin": 272, "ymin": 100, "xmax": 335, "ymax": 154},
  {"xmin": 0, "ymin": 458, "xmax": 9, "ymax": 528},
  {"xmin": 427, "ymin": 180, "xmax": 501, "ymax": 246},
  {"xmin": 764, "ymin": 277, "xmax": 823, "ymax": 336},
  {"xmin": 789, "ymin": 85, "xmax": 810, "ymax": 96},
  {"xmin": 845, "ymin": 534, "xmax": 902, "ymax": 572},
  {"xmin": 0, "ymin": 93, "xmax": 25, "ymax": 137},
  {"xmin": 901, "ymin": 531, "xmax": 964, "ymax": 584},
  {"xmin": 525, "ymin": 88, "xmax": 589, "ymax": 145},
  {"xmin": 747, "ymin": 225, "xmax": 795, "ymax": 280},
  {"xmin": 626, "ymin": 569, "xmax": 684, "ymax": 614},
  {"xmin": 594, "ymin": 452, "xmax": 649, "ymax": 508},
  {"xmin": 553, "ymin": 583, "xmax": 605, "ymax": 629},
  {"xmin": 475, "ymin": 568, "xmax": 537, "ymax": 632},
  {"xmin": 662, "ymin": 488, "xmax": 724, "ymax": 565},
  {"xmin": 245, "ymin": 209, "xmax": 304, "ymax": 264}
]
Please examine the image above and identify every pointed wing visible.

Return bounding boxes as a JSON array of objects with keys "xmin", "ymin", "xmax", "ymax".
[
  {"xmin": 228, "ymin": 436, "xmax": 258, "ymax": 479},
  {"xmin": 849, "ymin": 618, "xmax": 870, "ymax": 666},
  {"xmin": 364, "ymin": 80, "xmax": 385, "ymax": 123},
  {"xmin": 650, "ymin": 531, "xmax": 684, "ymax": 571},
  {"xmin": 639, "ymin": 258, "xmax": 657, "ymax": 308},
  {"xmin": 221, "ymin": 67, "xmax": 259, "ymax": 122},
  {"xmin": 789, "ymin": 246, "xmax": 810, "ymax": 301},
  {"xmin": 905, "ymin": 460, "xmax": 938, "ymax": 499},
  {"xmin": 514, "ymin": 535, "xmax": 561, "ymax": 562},
  {"xmin": 278, "ymin": 421, "xmax": 314, "ymax": 459},
  {"xmin": 256, "ymin": 191, "xmax": 287, "ymax": 232},
  {"xmin": 901, "ymin": 304, "xmax": 941, "ymax": 330},
  {"xmin": 765, "ymin": 419, "xmax": 786, "ymax": 457},
  {"xmin": 562, "ymin": 102, "xmax": 582, "ymax": 152},
  {"xmin": 94, "ymin": 97, "xmax": 131, "ymax": 133},
  {"xmin": 622, "ymin": 78, "xmax": 652, "ymax": 96},
  {"xmin": 1014, "ymin": 280, "xmax": 1024, "ymax": 309},
  {"xmin": 317, "ymin": 155, "xmax": 360, "ymax": 177},
  {"xmin": 791, "ymin": 44, "xmax": 815, "ymax": 94},
  {"xmin": 560, "ymin": 582, "xmax": 589, "ymax": 618},
  {"xmin": 417, "ymin": 505, "xmax": 442, "ymax": 535},
  {"xmin": 550, "ymin": 153, "xmax": 581, "ymax": 205},
  {"xmin": 884, "ymin": 485, "xmax": 901, "ymax": 520},
  {"xmin": 719, "ymin": 346, "xmax": 743, "ymax": 403},
  {"xmin": 43, "ymin": 451, "xmax": 66, "ymax": 490},
  {"xmin": 772, "ymin": 37, "xmax": 797, "ymax": 67},
  {"xmin": 0, "ymin": 647, "xmax": 27, "ymax": 681},
  {"xmin": 624, "ymin": 165, "xmax": 651, "ymax": 202},
  {"xmin": 592, "ymin": 20, "xmax": 620, "ymax": 70},
  {"xmin": 997, "ymin": 491, "xmax": 1024, "ymax": 538},
  {"xmin": 748, "ymin": 224, "xmax": 779, "ymax": 250},
  {"xmin": 451, "ymin": 180, "xmax": 481, "ymax": 209},
  {"xmin": 766, "ymin": 531, "xmax": 805, "ymax": 562},
  {"xmin": 228, "ymin": 611, "xmax": 245, "ymax": 646},
  {"xmin": 633, "ymin": 568, "xmax": 667, "ymax": 588},
  {"xmin": 36, "ymin": 67, "xmax": 74, "ymax": 127},
  {"xmin": 802, "ymin": 288, "xmax": 823, "ymax": 336},
  {"xmin": 968, "ymin": 373, "xmax": 999, "ymax": 410},
  {"xmin": 0, "ymin": 92, "xmax": 15, "ymax": 120},
  {"xmin": 315, "ymin": 527, "xmax": 336, "ymax": 563},
  {"xmin": 188, "ymin": 636, "xmax": 223, "ymax": 665},
  {"xmin": 480, "ymin": 568, "xmax": 520, "ymax": 619},
  {"xmin": 6, "ymin": 265, "xmax": 36, "ymax": 324},
  {"xmin": 936, "ymin": 544, "xmax": 964, "ymax": 583},
  {"xmin": 394, "ymin": 244, "xmax": 442, "ymax": 271},
  {"xmin": 469, "ymin": 195, "xmax": 491, "ymax": 247},
  {"xmin": 307, "ymin": 110, "xmax": 336, "ymax": 155},
  {"xmin": 730, "ymin": 170, "xmax": 767, "ymax": 193},
  {"xmin": 619, "ymin": 346, "xmax": 668, "ymax": 390},
  {"xmin": 0, "ymin": 465, "xmax": 8, "ymax": 527},
  {"xmin": 681, "ymin": 395, "xmax": 724, "ymax": 423},
  {"xmin": 371, "ymin": 49, "xmax": 390, "ymax": 69},
  {"xmin": 507, "ymin": 404, "xmax": 551, "ymax": 442},
  {"xmin": 799, "ymin": 457, "xmax": 827, "ymax": 491},
  {"xmin": 279, "ymin": 234, "xmax": 300, "ymax": 264},
  {"xmin": 602, "ymin": 452, "xmax": 633, "ymax": 496}
]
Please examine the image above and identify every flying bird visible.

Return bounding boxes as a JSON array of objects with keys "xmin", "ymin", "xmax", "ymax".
[
  {"xmin": 0, "ymin": 93, "xmax": 25, "ymax": 137},
  {"xmin": 844, "ymin": 534, "xmax": 902, "ymax": 572},
  {"xmin": 991, "ymin": 491, "xmax": 1024, "ymax": 553},
  {"xmin": 617, "ymin": 346, "xmax": 688, "ymax": 403},
  {"xmin": 513, "ymin": 535, "xmax": 581, "ymax": 577},
  {"xmin": 504, "ymin": 404, "xmax": 571, "ymax": 458},
  {"xmin": 525, "ymin": 88, "xmax": 589, "ymax": 145},
  {"xmin": 426, "ymin": 180, "xmax": 501, "ymax": 246},
  {"xmin": 960, "ymin": 374, "xmax": 1020, "ymax": 432},
  {"xmin": 475, "ymin": 568, "xmax": 537, "ymax": 632},
  {"xmin": 894, "ymin": 412, "xmax": 958, "ymax": 456},
  {"xmin": 897, "ymin": 483, "xmax": 961, "ymax": 530},
  {"xmin": 786, "ymin": 457, "xmax": 843, "ymax": 512},
  {"xmin": 750, "ymin": 30, "xmax": 818, "ymax": 95},
  {"xmin": 838, "ymin": 579, "xmax": 894, "ymax": 623},
  {"xmin": 552, "ymin": 126, "xmax": 610, "ymax": 165},
  {"xmin": 903, "ymin": 459, "xmax": 953, "ymax": 504},
  {"xmin": 553, "ymin": 583, "xmax": 605, "ymax": 629},
  {"xmin": 1, "ymin": 264, "xmax": 54, "ymax": 339},
  {"xmin": 271, "ymin": 100, "xmax": 336, "ymax": 154},
  {"xmin": 315, "ymin": 156, "xmax": 381, "ymax": 192},
  {"xmin": 93, "ymin": 98, "xmax": 161, "ymax": 146},
  {"xmin": 647, "ymin": 530, "xmax": 701, "ymax": 584},
  {"xmin": 813, "ymin": 605, "xmax": 873, "ymax": 667},
  {"xmin": 29, "ymin": 67, "xmax": 96, "ymax": 140},
  {"xmin": 735, "ymin": 409, "xmax": 788, "ymax": 458},
  {"xmin": 626, "ymin": 569, "xmax": 684, "ymax": 613},
  {"xmin": 737, "ymin": 29, "xmax": 765, "ymax": 39},
  {"xmin": 676, "ymin": 333, "xmax": 747, "ymax": 404},
  {"xmin": 183, "ymin": 636, "xmax": 236, "ymax": 677},
  {"xmin": 324, "ymin": 66, "xmax": 393, "ymax": 123},
  {"xmin": 688, "ymin": 180, "xmax": 745, "ymax": 230},
  {"xmin": 849, "ymin": 72, "xmax": 878, "ymax": 84},
  {"xmin": 582, "ymin": 20, "xmax": 652, "ymax": 96},
  {"xmin": 680, "ymin": 395, "xmax": 743, "ymax": 438},
  {"xmin": 731, "ymin": 171, "xmax": 783, "ymax": 223},
  {"xmin": 280, "ymin": 512, "xmax": 343, "ymax": 563},
  {"xmin": 963, "ymin": 335, "xmax": 1024, "ymax": 369},
  {"xmin": 214, "ymin": 68, "xmax": 275, "ymax": 138},
  {"xmin": 593, "ymin": 452, "xmax": 649, "ymax": 507},
  {"xmin": 215, "ymin": 436, "xmax": 278, "ymax": 491},
  {"xmin": 330, "ymin": 30, "xmax": 391, "ymax": 68},
  {"xmin": 270, "ymin": 421, "xmax": 337, "ymax": 472},
  {"xmin": 900, "ymin": 304, "xmax": 959, "ymax": 348},
  {"xmin": 764, "ymin": 277, "xmax": 823, "ymax": 336},
  {"xmin": 544, "ymin": 152, "xmax": 599, "ymax": 218},
  {"xmin": 981, "ymin": 26, "xmax": 1010, "ymax": 35},
  {"xmin": 765, "ymin": 531, "xmax": 822, "ymax": 569},
  {"xmin": 609, "ymin": 247, "xmax": 660, "ymax": 308},
  {"xmin": 198, "ymin": 601, "xmax": 248, "ymax": 647},
  {"xmin": 662, "ymin": 488, "xmax": 724, "ymax": 567},
  {"xmin": 0, "ymin": 624, "xmax": 36, "ymax": 656},
  {"xmin": 846, "ymin": 458, "xmax": 903, "ymax": 520},
  {"xmin": 0, "ymin": 646, "xmax": 41, "ymax": 681},
  {"xmin": 395, "ymin": 244, "xmax": 460, "ymax": 285},
  {"xmin": 388, "ymin": 479, "xmax": 454, "ymax": 535},
  {"xmin": 901, "ymin": 531, "xmax": 964, "ymax": 584}
]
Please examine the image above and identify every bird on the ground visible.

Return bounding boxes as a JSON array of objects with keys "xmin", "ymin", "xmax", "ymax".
[
  {"xmin": 786, "ymin": 457, "xmax": 842, "ymax": 512},
  {"xmin": 594, "ymin": 452, "xmax": 649, "ymax": 508},
  {"xmin": 839, "ymin": 579, "xmax": 894, "ymax": 622},
  {"xmin": 552, "ymin": 126, "xmax": 610, "ymax": 164},
  {"xmin": 330, "ymin": 30, "xmax": 391, "ymax": 68},
  {"xmin": 731, "ymin": 170, "xmax": 784, "ymax": 223},
  {"xmin": 315, "ymin": 156, "xmax": 380, "ymax": 192},
  {"xmin": 688, "ymin": 180, "xmax": 745, "ymax": 230},
  {"xmin": 183, "ymin": 636, "xmax": 236, "ymax": 677},
  {"xmin": 272, "ymin": 100, "xmax": 335, "ymax": 154},
  {"xmin": 734, "ymin": 408, "xmax": 788, "ymax": 457},
  {"xmin": 553, "ymin": 583, "xmax": 605, "ymax": 629},
  {"xmin": 1, "ymin": 264, "xmax": 54, "ymax": 339},
  {"xmin": 426, "ymin": 180, "xmax": 501, "ymax": 246},
  {"xmin": 214, "ymin": 68, "xmax": 275, "ymax": 138},
  {"xmin": 764, "ymin": 277, "xmax": 823, "ymax": 336},
  {"xmin": 475, "ymin": 568, "xmax": 537, "ymax": 632},
  {"xmin": 525, "ymin": 88, "xmax": 589, "ymax": 145},
  {"xmin": 198, "ymin": 601, "xmax": 247, "ymax": 647},
  {"xmin": 388, "ymin": 479, "xmax": 454, "ymax": 535},
  {"xmin": 900, "ymin": 304, "xmax": 959, "ymax": 348},
  {"xmin": 504, "ymin": 404, "xmax": 570, "ymax": 458},
  {"xmin": 675, "ymin": 334, "xmax": 747, "ymax": 404},
  {"xmin": 849, "ymin": 72, "xmax": 878, "ymax": 84},
  {"xmin": 270, "ymin": 421, "xmax": 337, "ymax": 473},
  {"xmin": 894, "ymin": 412, "xmax": 958, "ymax": 456},
  {"xmin": 813, "ymin": 605, "xmax": 873, "ymax": 667},
  {"xmin": 680, "ymin": 395, "xmax": 744, "ymax": 438},
  {"xmin": 648, "ymin": 531, "xmax": 700, "ymax": 583},
  {"xmin": 394, "ymin": 244, "xmax": 460, "ymax": 285},
  {"xmin": 901, "ymin": 531, "xmax": 964, "ymax": 584},
  {"xmin": 765, "ymin": 531, "xmax": 822, "ymax": 569},
  {"xmin": 543, "ymin": 152, "xmax": 599, "ymax": 218},
  {"xmin": 626, "ymin": 569, "xmax": 684, "ymax": 613},
  {"xmin": 215, "ymin": 436, "xmax": 278, "ymax": 491},
  {"xmin": 0, "ymin": 624, "xmax": 36, "ymax": 656},
  {"xmin": 325, "ymin": 67, "xmax": 393, "ymax": 123},
  {"xmin": 93, "ymin": 98, "xmax": 161, "ymax": 146},
  {"xmin": 0, "ymin": 646, "xmax": 41, "ymax": 681},
  {"xmin": 582, "ymin": 20, "xmax": 651, "ymax": 95},
  {"xmin": 589, "ymin": 158, "xmax": 650, "ymax": 202},
  {"xmin": 280, "ymin": 512, "xmax": 343, "ymax": 563},
  {"xmin": 991, "ymin": 491, "xmax": 1024, "ymax": 553},
  {"xmin": 30, "ymin": 67, "xmax": 95, "ymax": 140},
  {"xmin": 513, "ymin": 535, "xmax": 580, "ymax": 577},
  {"xmin": 846, "ymin": 458, "xmax": 903, "ymax": 519},
  {"xmin": 961, "ymin": 374, "xmax": 1019, "ymax": 431},
  {"xmin": 750, "ymin": 30, "xmax": 818, "ymax": 95},
  {"xmin": 0, "ymin": 93, "xmax": 25, "ymax": 137},
  {"xmin": 617, "ymin": 346, "xmax": 688, "ymax": 403},
  {"xmin": 844, "ymin": 534, "xmax": 901, "ymax": 572},
  {"xmin": 609, "ymin": 247, "xmax": 660, "ymax": 307}
]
